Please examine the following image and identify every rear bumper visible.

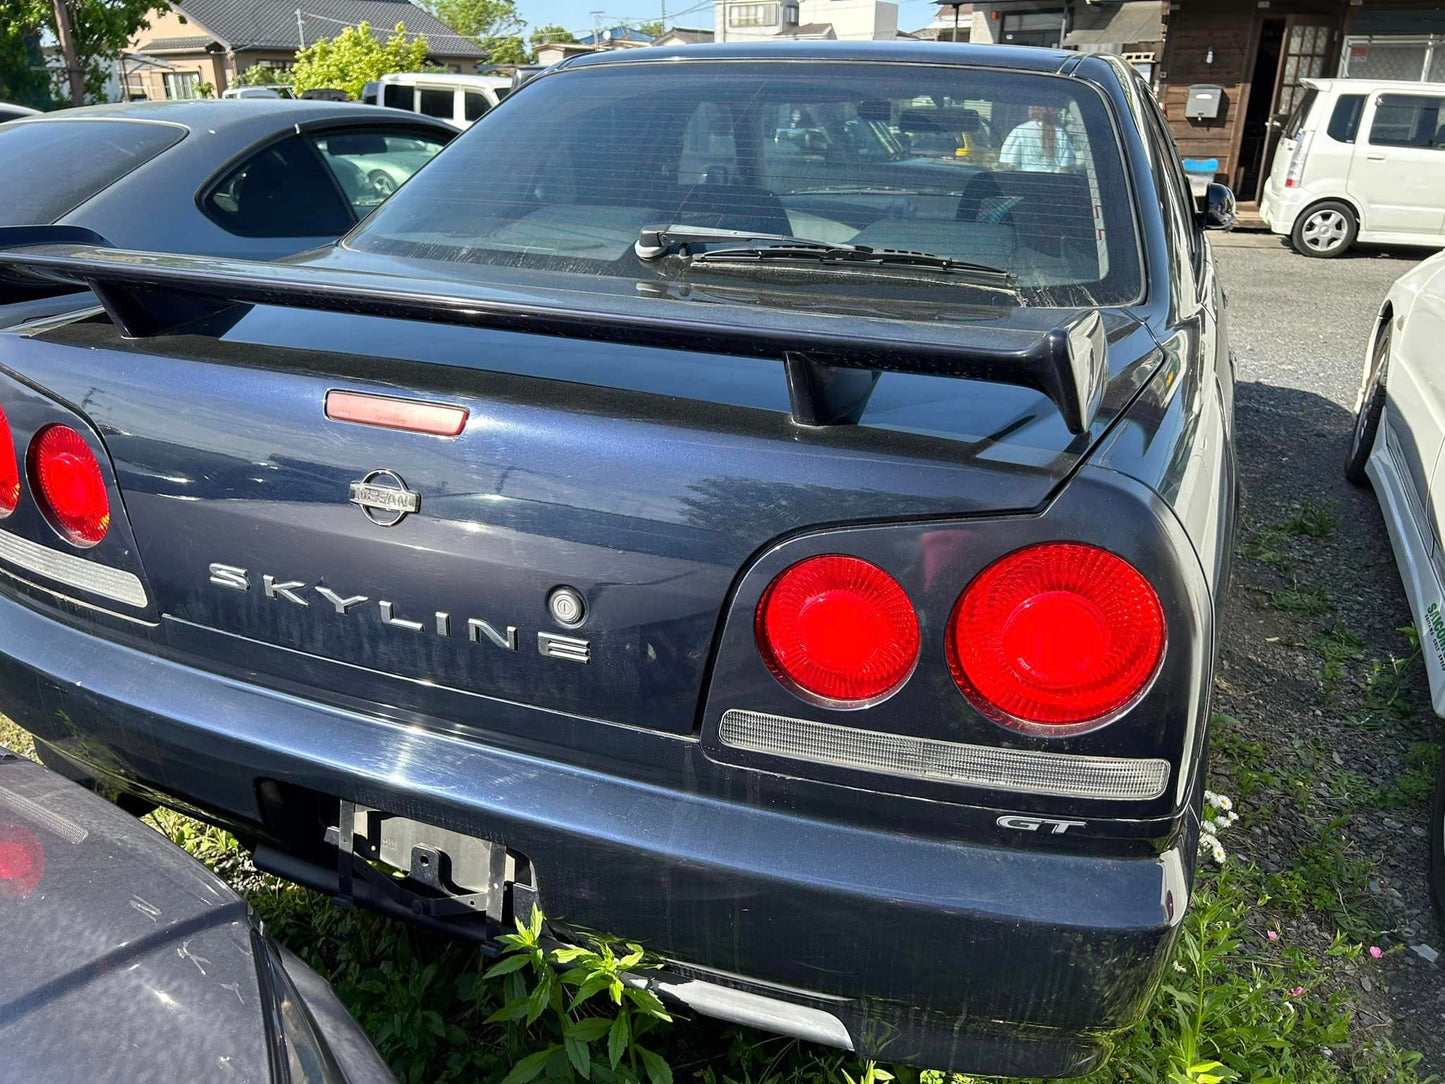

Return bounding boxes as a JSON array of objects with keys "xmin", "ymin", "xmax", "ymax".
[
  {"xmin": 1259, "ymin": 184, "xmax": 1304, "ymax": 237},
  {"xmin": 0, "ymin": 591, "xmax": 1192, "ymax": 1077}
]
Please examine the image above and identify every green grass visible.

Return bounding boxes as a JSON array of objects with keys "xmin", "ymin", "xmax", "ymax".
[{"xmin": 1263, "ymin": 583, "xmax": 1332, "ymax": 617}]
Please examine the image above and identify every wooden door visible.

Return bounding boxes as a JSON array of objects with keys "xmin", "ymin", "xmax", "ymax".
[{"xmin": 1254, "ymin": 14, "xmax": 1337, "ymax": 199}]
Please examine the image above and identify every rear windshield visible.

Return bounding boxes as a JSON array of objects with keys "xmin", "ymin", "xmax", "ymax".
[
  {"xmin": 1283, "ymin": 87, "xmax": 1319, "ymax": 140},
  {"xmin": 349, "ymin": 61, "xmax": 1142, "ymax": 309},
  {"xmin": 0, "ymin": 119, "xmax": 184, "ymax": 225}
]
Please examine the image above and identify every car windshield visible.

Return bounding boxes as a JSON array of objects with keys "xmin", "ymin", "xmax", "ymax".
[{"xmin": 349, "ymin": 60, "xmax": 1142, "ymax": 309}]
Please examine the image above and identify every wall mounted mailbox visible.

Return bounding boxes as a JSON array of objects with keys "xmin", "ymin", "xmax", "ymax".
[{"xmin": 1185, "ymin": 84, "xmax": 1224, "ymax": 120}]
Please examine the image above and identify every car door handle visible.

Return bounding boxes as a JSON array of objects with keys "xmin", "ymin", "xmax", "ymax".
[{"xmin": 1366, "ymin": 152, "xmax": 1387, "ymax": 161}]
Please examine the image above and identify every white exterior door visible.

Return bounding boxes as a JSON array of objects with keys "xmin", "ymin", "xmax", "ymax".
[{"xmin": 1350, "ymin": 92, "xmax": 1445, "ymax": 237}]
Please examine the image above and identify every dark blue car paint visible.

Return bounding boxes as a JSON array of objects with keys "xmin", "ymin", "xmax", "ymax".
[{"xmin": 0, "ymin": 45, "xmax": 1235, "ymax": 1075}]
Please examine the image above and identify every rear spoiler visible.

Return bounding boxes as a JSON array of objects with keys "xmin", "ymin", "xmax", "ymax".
[{"xmin": 0, "ymin": 242, "xmax": 1110, "ymax": 434}]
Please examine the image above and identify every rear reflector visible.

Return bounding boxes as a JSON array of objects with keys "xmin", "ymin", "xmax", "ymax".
[
  {"xmin": 325, "ymin": 391, "xmax": 468, "ymax": 437},
  {"xmin": 0, "ymin": 528, "xmax": 146, "ymax": 607},
  {"xmin": 719, "ymin": 709, "xmax": 1169, "ymax": 800}
]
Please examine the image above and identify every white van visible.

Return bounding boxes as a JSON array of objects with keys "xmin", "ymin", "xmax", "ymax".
[
  {"xmin": 221, "ymin": 85, "xmax": 296, "ymax": 99},
  {"xmin": 1261, "ymin": 77, "xmax": 1445, "ymax": 258},
  {"xmin": 364, "ymin": 73, "xmax": 511, "ymax": 129}
]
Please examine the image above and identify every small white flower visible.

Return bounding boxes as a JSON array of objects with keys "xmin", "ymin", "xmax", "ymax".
[
  {"xmin": 1173, "ymin": 961, "xmax": 1187, "ymax": 973},
  {"xmin": 1210, "ymin": 839, "xmax": 1227, "ymax": 864},
  {"xmin": 1202, "ymin": 818, "xmax": 1217, "ymax": 834},
  {"xmin": 1226, "ymin": 810, "xmax": 1239, "ymax": 823}
]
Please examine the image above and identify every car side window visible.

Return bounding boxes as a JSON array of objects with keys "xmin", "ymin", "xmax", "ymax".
[
  {"xmin": 1327, "ymin": 94, "xmax": 1366, "ymax": 142},
  {"xmin": 1368, "ymin": 94, "xmax": 1445, "ymax": 149},
  {"xmin": 310, "ymin": 129, "xmax": 451, "ymax": 217},
  {"xmin": 203, "ymin": 135, "xmax": 354, "ymax": 238},
  {"xmin": 419, "ymin": 88, "xmax": 454, "ymax": 120},
  {"xmin": 465, "ymin": 91, "xmax": 490, "ymax": 122},
  {"xmin": 383, "ymin": 84, "xmax": 415, "ymax": 111}
]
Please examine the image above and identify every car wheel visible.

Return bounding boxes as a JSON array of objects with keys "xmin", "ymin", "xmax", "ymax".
[
  {"xmin": 1345, "ymin": 323, "xmax": 1389, "ymax": 485},
  {"xmin": 1293, "ymin": 200, "xmax": 1357, "ymax": 258},
  {"xmin": 1431, "ymin": 743, "xmax": 1445, "ymax": 937},
  {"xmin": 368, "ymin": 170, "xmax": 398, "ymax": 197}
]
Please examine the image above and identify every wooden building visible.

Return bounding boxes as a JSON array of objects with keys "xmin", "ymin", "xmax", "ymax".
[{"xmin": 1158, "ymin": 1, "xmax": 1445, "ymax": 209}]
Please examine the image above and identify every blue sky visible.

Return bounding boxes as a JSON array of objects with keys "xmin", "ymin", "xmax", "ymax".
[{"xmin": 520, "ymin": 0, "xmax": 942, "ymax": 41}]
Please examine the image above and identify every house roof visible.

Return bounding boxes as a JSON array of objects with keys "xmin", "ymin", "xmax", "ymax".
[
  {"xmin": 140, "ymin": 34, "xmax": 220, "ymax": 52},
  {"xmin": 1062, "ymin": 0, "xmax": 1162, "ymax": 47},
  {"xmin": 789, "ymin": 23, "xmax": 837, "ymax": 38},
  {"xmin": 577, "ymin": 25, "xmax": 653, "ymax": 44},
  {"xmin": 652, "ymin": 27, "xmax": 713, "ymax": 44},
  {"xmin": 145, "ymin": 0, "xmax": 486, "ymax": 56}
]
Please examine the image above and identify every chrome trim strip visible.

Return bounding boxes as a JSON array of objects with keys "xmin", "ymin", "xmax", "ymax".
[
  {"xmin": 615, "ymin": 966, "xmax": 852, "ymax": 1051},
  {"xmin": 0, "ymin": 529, "xmax": 146, "ymax": 608},
  {"xmin": 720, "ymin": 709, "xmax": 1170, "ymax": 801}
]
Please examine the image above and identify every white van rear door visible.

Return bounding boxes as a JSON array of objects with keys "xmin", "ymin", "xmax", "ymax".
[{"xmin": 1349, "ymin": 92, "xmax": 1445, "ymax": 237}]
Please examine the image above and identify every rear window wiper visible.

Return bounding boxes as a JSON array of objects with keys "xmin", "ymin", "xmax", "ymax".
[{"xmin": 634, "ymin": 224, "xmax": 1013, "ymax": 285}]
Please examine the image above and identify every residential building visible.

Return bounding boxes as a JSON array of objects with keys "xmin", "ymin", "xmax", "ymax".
[
  {"xmin": 912, "ymin": 4, "xmax": 973, "ymax": 41},
  {"xmin": 533, "ymin": 26, "xmax": 654, "ymax": 66},
  {"xmin": 1156, "ymin": 1, "xmax": 1445, "ymax": 208},
  {"xmin": 650, "ymin": 26, "xmax": 716, "ymax": 46},
  {"xmin": 125, "ymin": 0, "xmax": 485, "ymax": 100},
  {"xmin": 712, "ymin": 0, "xmax": 900, "ymax": 42}
]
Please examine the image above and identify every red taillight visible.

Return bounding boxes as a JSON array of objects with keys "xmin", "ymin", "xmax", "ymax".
[
  {"xmin": 30, "ymin": 425, "xmax": 110, "ymax": 548},
  {"xmin": 947, "ymin": 543, "xmax": 1164, "ymax": 730},
  {"xmin": 0, "ymin": 823, "xmax": 44, "ymax": 899},
  {"xmin": 756, "ymin": 555, "xmax": 919, "ymax": 705},
  {"xmin": 0, "ymin": 405, "xmax": 18, "ymax": 516}
]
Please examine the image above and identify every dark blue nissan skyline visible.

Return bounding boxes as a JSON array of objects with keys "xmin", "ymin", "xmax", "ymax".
[{"xmin": 0, "ymin": 43, "xmax": 1236, "ymax": 1076}]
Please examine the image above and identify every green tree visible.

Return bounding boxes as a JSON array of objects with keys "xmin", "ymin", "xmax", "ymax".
[
  {"xmin": 0, "ymin": 26, "xmax": 50, "ymax": 108},
  {"xmin": 288, "ymin": 21, "xmax": 429, "ymax": 100},
  {"xmin": 632, "ymin": 19, "xmax": 664, "ymax": 37},
  {"xmin": 528, "ymin": 22, "xmax": 574, "ymax": 45},
  {"xmin": 0, "ymin": 0, "xmax": 166, "ymax": 105},
  {"xmin": 422, "ymin": 0, "xmax": 519, "ymax": 38},
  {"xmin": 235, "ymin": 63, "xmax": 286, "ymax": 86},
  {"xmin": 420, "ymin": 0, "xmax": 526, "ymax": 62}
]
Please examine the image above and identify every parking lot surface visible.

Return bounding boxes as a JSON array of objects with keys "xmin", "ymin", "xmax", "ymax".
[{"xmin": 1213, "ymin": 232, "xmax": 1444, "ymax": 1068}]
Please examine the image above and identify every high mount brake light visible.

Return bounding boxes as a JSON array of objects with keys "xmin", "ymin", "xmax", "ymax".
[
  {"xmin": 947, "ymin": 542, "xmax": 1164, "ymax": 731},
  {"xmin": 0, "ymin": 405, "xmax": 18, "ymax": 516},
  {"xmin": 30, "ymin": 425, "xmax": 110, "ymax": 548},
  {"xmin": 756, "ymin": 555, "xmax": 919, "ymax": 706}
]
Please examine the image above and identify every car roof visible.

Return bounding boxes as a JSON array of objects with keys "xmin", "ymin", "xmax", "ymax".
[
  {"xmin": 1302, "ymin": 76, "xmax": 1444, "ymax": 94},
  {"xmin": 6, "ymin": 99, "xmax": 453, "ymax": 130},
  {"xmin": 559, "ymin": 40, "xmax": 1076, "ymax": 74}
]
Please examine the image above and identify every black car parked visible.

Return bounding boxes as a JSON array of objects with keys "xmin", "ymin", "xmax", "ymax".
[
  {"xmin": 0, "ymin": 748, "xmax": 396, "ymax": 1083},
  {"xmin": 0, "ymin": 100, "xmax": 454, "ymax": 326},
  {"xmin": 0, "ymin": 43, "xmax": 1235, "ymax": 1076}
]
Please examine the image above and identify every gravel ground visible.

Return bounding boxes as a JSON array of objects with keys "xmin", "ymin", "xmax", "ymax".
[{"xmin": 1211, "ymin": 231, "xmax": 1445, "ymax": 1070}]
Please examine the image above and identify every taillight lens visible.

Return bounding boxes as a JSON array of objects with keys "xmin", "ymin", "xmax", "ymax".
[
  {"xmin": 0, "ymin": 405, "xmax": 18, "ymax": 516},
  {"xmin": 1284, "ymin": 130, "xmax": 1312, "ymax": 188},
  {"xmin": 756, "ymin": 555, "xmax": 919, "ymax": 705},
  {"xmin": 30, "ymin": 425, "xmax": 110, "ymax": 547},
  {"xmin": 947, "ymin": 543, "xmax": 1164, "ymax": 730}
]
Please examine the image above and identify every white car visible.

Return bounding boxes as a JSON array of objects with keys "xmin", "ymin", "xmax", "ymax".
[
  {"xmin": 0, "ymin": 102, "xmax": 39, "ymax": 123},
  {"xmin": 1261, "ymin": 78, "xmax": 1445, "ymax": 259},
  {"xmin": 1346, "ymin": 251, "xmax": 1445, "ymax": 932}
]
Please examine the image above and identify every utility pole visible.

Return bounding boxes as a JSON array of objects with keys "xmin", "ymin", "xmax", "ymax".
[
  {"xmin": 51, "ymin": 0, "xmax": 86, "ymax": 106},
  {"xmin": 659, "ymin": 0, "xmax": 666, "ymax": 31},
  {"xmin": 296, "ymin": 8, "xmax": 305, "ymax": 49}
]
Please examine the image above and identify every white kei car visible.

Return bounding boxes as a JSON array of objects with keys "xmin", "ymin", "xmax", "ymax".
[{"xmin": 1347, "ymin": 250, "xmax": 1445, "ymax": 932}]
